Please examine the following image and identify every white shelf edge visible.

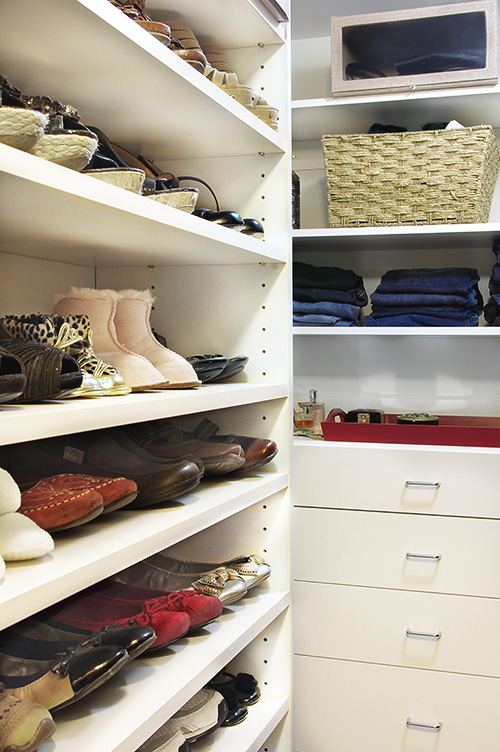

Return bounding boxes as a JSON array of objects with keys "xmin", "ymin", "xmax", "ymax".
[
  {"xmin": 38, "ymin": 590, "xmax": 290, "ymax": 752},
  {"xmin": 0, "ymin": 472, "xmax": 288, "ymax": 629},
  {"xmin": 291, "ymin": 83, "xmax": 500, "ymax": 111},
  {"xmin": 0, "ymin": 383, "xmax": 288, "ymax": 446},
  {"xmin": 292, "ymin": 224, "xmax": 500, "ymax": 240},
  {"xmin": 293, "ymin": 327, "xmax": 499, "ymax": 336},
  {"xmin": 195, "ymin": 695, "xmax": 289, "ymax": 752}
]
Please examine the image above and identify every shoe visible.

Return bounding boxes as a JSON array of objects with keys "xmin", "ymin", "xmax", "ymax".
[
  {"xmin": 251, "ymin": 96, "xmax": 279, "ymax": 130},
  {"xmin": 117, "ymin": 554, "xmax": 248, "ymax": 606},
  {"xmin": 153, "ymin": 551, "xmax": 270, "ymax": 591},
  {"xmin": 28, "ymin": 111, "xmax": 98, "ymax": 171},
  {"xmin": 0, "ymin": 643, "xmax": 128, "ymax": 711},
  {"xmin": 39, "ymin": 591, "xmax": 190, "ymax": 650},
  {"xmin": 135, "ymin": 726, "xmax": 191, "ymax": 752},
  {"xmin": 37, "ymin": 473, "xmax": 138, "ymax": 513},
  {"xmin": 0, "ymin": 75, "xmax": 48, "ymax": 152},
  {"xmin": 124, "ymin": 419, "xmax": 245, "ymax": 475},
  {"xmin": 137, "ymin": 688, "xmax": 227, "ymax": 749},
  {"xmin": 207, "ymin": 355, "xmax": 249, "ymax": 383},
  {"xmin": 20, "ymin": 481, "xmax": 104, "ymax": 532},
  {"xmin": 185, "ymin": 354, "xmax": 228, "ymax": 383},
  {"xmin": 0, "ymin": 346, "xmax": 26, "ymax": 403},
  {"xmin": 208, "ymin": 669, "xmax": 261, "ymax": 706},
  {"xmin": 192, "ymin": 209, "xmax": 244, "ymax": 229},
  {"xmin": 94, "ymin": 579, "xmax": 223, "ymax": 631},
  {"xmin": 0, "ymin": 429, "xmax": 204, "ymax": 507},
  {"xmin": 108, "ymin": 0, "xmax": 172, "ymax": 44},
  {"xmin": 205, "ymin": 681, "xmax": 247, "ymax": 726},
  {"xmin": 193, "ymin": 418, "xmax": 278, "ymax": 470},
  {"xmin": 0, "ymin": 684, "xmax": 56, "ymax": 752},
  {"xmin": 8, "ymin": 618, "xmax": 156, "ymax": 661}
]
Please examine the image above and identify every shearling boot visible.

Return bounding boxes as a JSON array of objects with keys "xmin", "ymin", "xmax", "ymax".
[
  {"xmin": 52, "ymin": 288, "xmax": 170, "ymax": 392},
  {"xmin": 113, "ymin": 289, "xmax": 200, "ymax": 388}
]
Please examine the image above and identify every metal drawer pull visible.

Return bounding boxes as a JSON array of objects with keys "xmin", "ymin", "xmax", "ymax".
[
  {"xmin": 406, "ymin": 629, "xmax": 442, "ymax": 640},
  {"xmin": 405, "ymin": 481, "xmax": 441, "ymax": 488},
  {"xmin": 406, "ymin": 718, "xmax": 442, "ymax": 732},
  {"xmin": 406, "ymin": 552, "xmax": 442, "ymax": 561}
]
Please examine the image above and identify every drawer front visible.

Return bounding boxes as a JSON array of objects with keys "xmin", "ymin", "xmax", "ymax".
[
  {"xmin": 294, "ymin": 655, "xmax": 500, "ymax": 752},
  {"xmin": 294, "ymin": 582, "xmax": 500, "ymax": 677},
  {"xmin": 293, "ymin": 507, "xmax": 500, "ymax": 597},
  {"xmin": 293, "ymin": 442, "xmax": 500, "ymax": 517}
]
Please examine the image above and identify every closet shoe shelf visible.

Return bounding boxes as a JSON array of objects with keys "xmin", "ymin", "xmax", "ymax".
[
  {"xmin": 294, "ymin": 327, "xmax": 500, "ymax": 336},
  {"xmin": 0, "ymin": 146, "xmax": 286, "ymax": 267},
  {"xmin": 37, "ymin": 590, "xmax": 290, "ymax": 752},
  {"xmin": 0, "ymin": 0, "xmax": 285, "ymax": 161},
  {"xmin": 0, "ymin": 384, "xmax": 288, "ymax": 446},
  {"xmin": 0, "ymin": 471, "xmax": 287, "ymax": 629}
]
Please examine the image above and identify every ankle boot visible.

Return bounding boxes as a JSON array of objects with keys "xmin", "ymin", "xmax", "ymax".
[
  {"xmin": 113, "ymin": 290, "xmax": 200, "ymax": 388},
  {"xmin": 52, "ymin": 288, "xmax": 170, "ymax": 392},
  {"xmin": 0, "ymin": 313, "xmax": 102, "ymax": 398}
]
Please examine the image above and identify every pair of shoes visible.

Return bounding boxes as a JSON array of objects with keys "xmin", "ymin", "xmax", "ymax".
[
  {"xmin": 135, "ymin": 687, "xmax": 227, "ymax": 751},
  {"xmin": 0, "ymin": 428, "xmax": 204, "ymax": 508},
  {"xmin": 207, "ymin": 669, "xmax": 260, "ymax": 726},
  {"xmin": 20, "ymin": 473, "xmax": 138, "ymax": 532},
  {"xmin": 192, "ymin": 209, "xmax": 264, "ymax": 238},
  {"xmin": 0, "ymin": 468, "xmax": 54, "ymax": 579},
  {"xmin": 186, "ymin": 354, "xmax": 248, "ymax": 383},
  {"xmin": 0, "ymin": 683, "xmax": 56, "ymax": 752},
  {"xmin": 0, "ymin": 321, "xmax": 83, "ymax": 403},
  {"xmin": 116, "ymin": 551, "xmax": 271, "ymax": 606},
  {"xmin": 123, "ymin": 419, "xmax": 246, "ymax": 475},
  {"xmin": 84, "ymin": 126, "xmax": 200, "ymax": 211},
  {"xmin": 0, "ymin": 313, "xmax": 131, "ymax": 397},
  {"xmin": 0, "ymin": 75, "xmax": 48, "ymax": 152},
  {"xmin": 188, "ymin": 418, "xmax": 278, "ymax": 471},
  {"xmin": 53, "ymin": 288, "xmax": 200, "ymax": 390}
]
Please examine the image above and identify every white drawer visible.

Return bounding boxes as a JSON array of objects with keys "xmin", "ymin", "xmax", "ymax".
[
  {"xmin": 293, "ymin": 442, "xmax": 500, "ymax": 517},
  {"xmin": 294, "ymin": 655, "xmax": 500, "ymax": 752},
  {"xmin": 293, "ymin": 507, "xmax": 500, "ymax": 597},
  {"xmin": 294, "ymin": 582, "xmax": 500, "ymax": 677}
]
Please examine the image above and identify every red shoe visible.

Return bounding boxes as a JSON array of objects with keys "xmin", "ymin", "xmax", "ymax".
[
  {"xmin": 20, "ymin": 482, "xmax": 104, "ymax": 532},
  {"xmin": 92, "ymin": 579, "xmax": 223, "ymax": 631},
  {"xmin": 40, "ymin": 473, "xmax": 138, "ymax": 513},
  {"xmin": 40, "ymin": 592, "xmax": 190, "ymax": 649}
]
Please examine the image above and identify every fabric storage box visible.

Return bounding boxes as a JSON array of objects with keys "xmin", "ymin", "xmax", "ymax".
[
  {"xmin": 321, "ymin": 125, "xmax": 500, "ymax": 227},
  {"xmin": 331, "ymin": 0, "xmax": 498, "ymax": 97}
]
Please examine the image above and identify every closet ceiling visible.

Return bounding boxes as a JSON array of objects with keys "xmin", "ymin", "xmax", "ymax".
[{"xmin": 291, "ymin": 0, "xmax": 496, "ymax": 39}]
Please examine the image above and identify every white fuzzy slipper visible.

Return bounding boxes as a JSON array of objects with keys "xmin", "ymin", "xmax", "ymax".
[
  {"xmin": 0, "ymin": 552, "xmax": 5, "ymax": 582},
  {"xmin": 0, "ymin": 512, "xmax": 54, "ymax": 561},
  {"xmin": 0, "ymin": 466, "xmax": 21, "ymax": 515}
]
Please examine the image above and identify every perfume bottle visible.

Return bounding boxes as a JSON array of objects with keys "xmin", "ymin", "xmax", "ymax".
[{"xmin": 297, "ymin": 389, "xmax": 325, "ymax": 437}]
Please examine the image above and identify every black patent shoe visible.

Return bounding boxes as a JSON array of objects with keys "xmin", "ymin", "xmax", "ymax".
[
  {"xmin": 192, "ymin": 209, "xmax": 244, "ymax": 229},
  {"xmin": 208, "ymin": 669, "xmax": 261, "ymax": 706}
]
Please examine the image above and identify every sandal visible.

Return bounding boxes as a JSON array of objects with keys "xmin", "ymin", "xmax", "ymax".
[
  {"xmin": 0, "ymin": 322, "xmax": 83, "ymax": 402},
  {"xmin": 0, "ymin": 75, "xmax": 48, "ymax": 152},
  {"xmin": 108, "ymin": 0, "xmax": 172, "ymax": 45},
  {"xmin": 0, "ymin": 346, "xmax": 26, "ymax": 403},
  {"xmin": 251, "ymin": 95, "xmax": 279, "ymax": 130}
]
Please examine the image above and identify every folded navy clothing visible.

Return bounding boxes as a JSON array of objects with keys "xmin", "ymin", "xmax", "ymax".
[
  {"xmin": 375, "ymin": 267, "xmax": 480, "ymax": 296},
  {"xmin": 293, "ymin": 261, "xmax": 365, "ymax": 292},
  {"xmin": 293, "ymin": 299, "xmax": 361, "ymax": 322},
  {"xmin": 293, "ymin": 286, "xmax": 368, "ymax": 307},
  {"xmin": 364, "ymin": 313, "xmax": 479, "ymax": 327},
  {"xmin": 484, "ymin": 295, "xmax": 500, "ymax": 324},
  {"xmin": 370, "ymin": 306, "xmax": 478, "ymax": 320},
  {"xmin": 293, "ymin": 313, "xmax": 357, "ymax": 326},
  {"xmin": 370, "ymin": 290, "xmax": 481, "ymax": 310}
]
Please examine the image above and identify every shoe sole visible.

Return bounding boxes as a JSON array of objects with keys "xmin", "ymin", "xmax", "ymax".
[
  {"xmin": 45, "ymin": 504, "xmax": 104, "ymax": 532},
  {"xmin": 101, "ymin": 491, "xmax": 138, "ymax": 514}
]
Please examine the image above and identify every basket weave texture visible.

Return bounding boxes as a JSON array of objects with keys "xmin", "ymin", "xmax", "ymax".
[{"xmin": 322, "ymin": 125, "xmax": 500, "ymax": 227}]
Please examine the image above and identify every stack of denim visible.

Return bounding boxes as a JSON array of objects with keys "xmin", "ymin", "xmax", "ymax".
[
  {"xmin": 364, "ymin": 267, "xmax": 483, "ymax": 327},
  {"xmin": 293, "ymin": 261, "xmax": 368, "ymax": 326},
  {"xmin": 483, "ymin": 242, "xmax": 500, "ymax": 326}
]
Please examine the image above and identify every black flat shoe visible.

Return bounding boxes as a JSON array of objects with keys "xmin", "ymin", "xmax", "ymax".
[
  {"xmin": 211, "ymin": 355, "xmax": 249, "ymax": 382},
  {"xmin": 192, "ymin": 209, "xmax": 244, "ymax": 229},
  {"xmin": 186, "ymin": 354, "xmax": 228, "ymax": 383},
  {"xmin": 240, "ymin": 218, "xmax": 264, "ymax": 239}
]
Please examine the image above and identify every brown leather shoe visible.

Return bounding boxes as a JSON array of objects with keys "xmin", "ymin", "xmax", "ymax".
[
  {"xmin": 20, "ymin": 482, "xmax": 104, "ymax": 532},
  {"xmin": 124, "ymin": 419, "xmax": 245, "ymax": 475},
  {"xmin": 186, "ymin": 418, "xmax": 278, "ymax": 470},
  {"xmin": 0, "ymin": 685, "xmax": 56, "ymax": 752}
]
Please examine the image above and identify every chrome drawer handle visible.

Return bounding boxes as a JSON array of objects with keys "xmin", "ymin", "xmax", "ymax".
[
  {"xmin": 406, "ymin": 552, "xmax": 442, "ymax": 562},
  {"xmin": 405, "ymin": 481, "xmax": 441, "ymax": 488},
  {"xmin": 406, "ymin": 718, "xmax": 442, "ymax": 732},
  {"xmin": 406, "ymin": 629, "xmax": 442, "ymax": 640}
]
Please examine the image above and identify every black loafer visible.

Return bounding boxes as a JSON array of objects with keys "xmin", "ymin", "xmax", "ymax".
[
  {"xmin": 240, "ymin": 218, "xmax": 264, "ymax": 239},
  {"xmin": 192, "ymin": 209, "xmax": 244, "ymax": 229}
]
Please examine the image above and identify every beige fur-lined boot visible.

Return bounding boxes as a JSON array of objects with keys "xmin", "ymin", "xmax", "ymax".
[
  {"xmin": 113, "ymin": 290, "xmax": 200, "ymax": 388},
  {"xmin": 53, "ymin": 287, "xmax": 170, "ymax": 392}
]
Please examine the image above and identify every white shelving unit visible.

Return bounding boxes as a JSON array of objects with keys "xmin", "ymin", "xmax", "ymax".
[
  {"xmin": 291, "ymin": 1, "xmax": 500, "ymax": 749},
  {"xmin": 0, "ymin": 1, "xmax": 291, "ymax": 750}
]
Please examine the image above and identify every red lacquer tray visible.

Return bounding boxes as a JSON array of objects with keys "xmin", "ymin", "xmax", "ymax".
[{"xmin": 321, "ymin": 413, "xmax": 500, "ymax": 448}]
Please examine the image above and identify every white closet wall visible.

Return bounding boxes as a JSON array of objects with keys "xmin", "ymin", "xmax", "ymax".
[{"xmin": 0, "ymin": 1, "xmax": 291, "ymax": 750}]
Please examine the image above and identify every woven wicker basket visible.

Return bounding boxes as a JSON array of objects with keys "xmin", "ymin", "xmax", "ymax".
[{"xmin": 322, "ymin": 125, "xmax": 500, "ymax": 227}]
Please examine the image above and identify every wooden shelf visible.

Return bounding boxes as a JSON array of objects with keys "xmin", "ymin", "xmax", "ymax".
[
  {"xmin": 37, "ymin": 590, "xmax": 290, "ymax": 752},
  {"xmin": 0, "ymin": 472, "xmax": 288, "ymax": 629}
]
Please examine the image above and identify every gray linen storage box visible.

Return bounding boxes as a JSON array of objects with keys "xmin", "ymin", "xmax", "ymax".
[
  {"xmin": 322, "ymin": 125, "xmax": 500, "ymax": 227},
  {"xmin": 331, "ymin": 0, "xmax": 498, "ymax": 97}
]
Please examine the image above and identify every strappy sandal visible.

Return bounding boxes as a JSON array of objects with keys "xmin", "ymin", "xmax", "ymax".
[
  {"xmin": 251, "ymin": 96, "xmax": 279, "ymax": 131},
  {"xmin": 0, "ymin": 322, "xmax": 83, "ymax": 402},
  {"xmin": 0, "ymin": 75, "xmax": 47, "ymax": 152},
  {"xmin": 108, "ymin": 0, "xmax": 172, "ymax": 44},
  {"xmin": 0, "ymin": 347, "xmax": 26, "ymax": 403}
]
